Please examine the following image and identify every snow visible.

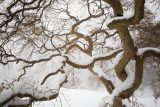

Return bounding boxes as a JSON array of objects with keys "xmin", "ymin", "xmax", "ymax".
[
  {"xmin": 137, "ymin": 47, "xmax": 160, "ymax": 56},
  {"xmin": 33, "ymin": 88, "xmax": 107, "ymax": 107},
  {"xmin": 134, "ymin": 86, "xmax": 160, "ymax": 107},
  {"xmin": 106, "ymin": 12, "xmax": 134, "ymax": 25},
  {"xmin": 145, "ymin": 0, "xmax": 160, "ymax": 21},
  {"xmin": 113, "ymin": 51, "xmax": 123, "ymax": 66},
  {"xmin": 138, "ymin": 97, "xmax": 160, "ymax": 107},
  {"xmin": 66, "ymin": 48, "xmax": 122, "ymax": 66},
  {"xmin": 0, "ymin": 56, "xmax": 67, "ymax": 104},
  {"xmin": 4, "ymin": 97, "xmax": 31, "ymax": 106},
  {"xmin": 92, "ymin": 65, "xmax": 112, "ymax": 82},
  {"xmin": 93, "ymin": 48, "xmax": 122, "ymax": 60},
  {"xmin": 32, "ymin": 88, "xmax": 160, "ymax": 107},
  {"xmin": 104, "ymin": 65, "xmax": 135, "ymax": 105},
  {"xmin": 122, "ymin": 99, "xmax": 131, "ymax": 107}
]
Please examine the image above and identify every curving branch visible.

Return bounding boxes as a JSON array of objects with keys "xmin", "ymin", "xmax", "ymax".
[
  {"xmin": 66, "ymin": 48, "xmax": 122, "ymax": 68},
  {"xmin": 102, "ymin": 0, "xmax": 145, "ymax": 81},
  {"xmin": 108, "ymin": 48, "xmax": 160, "ymax": 106}
]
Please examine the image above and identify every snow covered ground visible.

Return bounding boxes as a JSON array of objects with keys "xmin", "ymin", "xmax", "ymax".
[
  {"xmin": 33, "ymin": 88, "xmax": 106, "ymax": 107},
  {"xmin": 33, "ymin": 88, "xmax": 160, "ymax": 107}
]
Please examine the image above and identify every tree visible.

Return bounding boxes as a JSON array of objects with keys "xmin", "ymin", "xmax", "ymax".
[
  {"xmin": 133, "ymin": 9, "xmax": 160, "ymax": 99},
  {"xmin": 0, "ymin": 0, "xmax": 160, "ymax": 107}
]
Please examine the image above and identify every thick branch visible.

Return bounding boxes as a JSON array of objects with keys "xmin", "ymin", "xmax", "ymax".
[
  {"xmin": 107, "ymin": 0, "xmax": 145, "ymax": 29},
  {"xmin": 103, "ymin": 0, "xmax": 123, "ymax": 16},
  {"xmin": 66, "ymin": 49, "xmax": 122, "ymax": 68}
]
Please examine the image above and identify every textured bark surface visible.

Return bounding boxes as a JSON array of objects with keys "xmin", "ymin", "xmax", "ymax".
[
  {"xmin": 113, "ymin": 96, "xmax": 122, "ymax": 107},
  {"xmin": 102, "ymin": 0, "xmax": 146, "ymax": 106},
  {"xmin": 99, "ymin": 77, "xmax": 115, "ymax": 94},
  {"xmin": 119, "ymin": 56, "xmax": 144, "ymax": 98}
]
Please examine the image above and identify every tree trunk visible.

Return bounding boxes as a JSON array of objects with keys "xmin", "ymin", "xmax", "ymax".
[{"xmin": 113, "ymin": 96, "xmax": 122, "ymax": 107}]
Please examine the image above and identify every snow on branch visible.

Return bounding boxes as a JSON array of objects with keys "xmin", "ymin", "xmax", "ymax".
[
  {"xmin": 106, "ymin": 0, "xmax": 145, "ymax": 29},
  {"xmin": 66, "ymin": 48, "xmax": 123, "ymax": 68},
  {"xmin": 105, "ymin": 65, "xmax": 135, "ymax": 106},
  {"xmin": 137, "ymin": 47, "xmax": 160, "ymax": 57},
  {"xmin": 106, "ymin": 13, "xmax": 134, "ymax": 26},
  {"xmin": 0, "ymin": 56, "xmax": 67, "ymax": 106},
  {"xmin": 93, "ymin": 65, "xmax": 110, "ymax": 80}
]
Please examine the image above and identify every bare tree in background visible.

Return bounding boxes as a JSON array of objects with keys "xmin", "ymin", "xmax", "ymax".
[
  {"xmin": 0, "ymin": 0, "xmax": 160, "ymax": 107},
  {"xmin": 132, "ymin": 9, "xmax": 160, "ymax": 100}
]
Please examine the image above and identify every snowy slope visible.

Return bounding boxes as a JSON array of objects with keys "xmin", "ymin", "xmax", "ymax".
[
  {"xmin": 33, "ymin": 88, "xmax": 160, "ymax": 107},
  {"xmin": 33, "ymin": 88, "xmax": 106, "ymax": 107}
]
